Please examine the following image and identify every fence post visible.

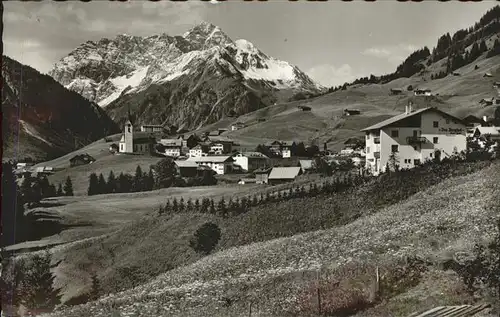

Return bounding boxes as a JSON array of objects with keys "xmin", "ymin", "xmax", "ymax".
[
  {"xmin": 316, "ymin": 270, "xmax": 322, "ymax": 315},
  {"xmin": 248, "ymin": 301, "xmax": 253, "ymax": 317}
]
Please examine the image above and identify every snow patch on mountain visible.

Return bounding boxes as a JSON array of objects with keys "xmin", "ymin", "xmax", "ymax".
[{"xmin": 98, "ymin": 66, "xmax": 149, "ymax": 107}]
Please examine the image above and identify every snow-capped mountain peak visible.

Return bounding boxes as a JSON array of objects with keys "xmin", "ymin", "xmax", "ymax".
[{"xmin": 49, "ymin": 22, "xmax": 324, "ymax": 129}]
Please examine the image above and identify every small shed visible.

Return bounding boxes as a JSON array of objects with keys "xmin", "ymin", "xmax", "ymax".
[
  {"xmin": 344, "ymin": 109, "xmax": 361, "ymax": 116},
  {"xmin": 298, "ymin": 160, "xmax": 314, "ymax": 172},
  {"xmin": 390, "ymin": 88, "xmax": 403, "ymax": 95},
  {"xmin": 238, "ymin": 178, "xmax": 258, "ymax": 185},
  {"xmin": 254, "ymin": 167, "xmax": 272, "ymax": 184},
  {"xmin": 298, "ymin": 105, "xmax": 312, "ymax": 111},
  {"xmin": 484, "ymin": 73, "xmax": 493, "ymax": 78},
  {"xmin": 70, "ymin": 154, "xmax": 96, "ymax": 167},
  {"xmin": 174, "ymin": 160, "xmax": 200, "ymax": 178},
  {"xmin": 268, "ymin": 167, "xmax": 302, "ymax": 185}
]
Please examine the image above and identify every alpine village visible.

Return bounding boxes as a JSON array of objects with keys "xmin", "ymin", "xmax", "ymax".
[{"xmin": 2, "ymin": 4, "xmax": 500, "ymax": 317}]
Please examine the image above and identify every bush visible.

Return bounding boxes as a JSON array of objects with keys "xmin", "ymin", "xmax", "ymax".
[{"xmin": 189, "ymin": 222, "xmax": 221, "ymax": 255}]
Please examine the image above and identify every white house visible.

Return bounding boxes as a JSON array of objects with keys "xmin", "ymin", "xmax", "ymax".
[
  {"xmin": 231, "ymin": 122, "xmax": 246, "ymax": 131},
  {"xmin": 189, "ymin": 144, "xmax": 209, "ymax": 158},
  {"xmin": 232, "ymin": 152, "xmax": 269, "ymax": 172},
  {"xmin": 414, "ymin": 89, "xmax": 432, "ymax": 96},
  {"xmin": 361, "ymin": 105, "xmax": 467, "ymax": 175},
  {"xmin": 210, "ymin": 143, "xmax": 224, "ymax": 155},
  {"xmin": 140, "ymin": 124, "xmax": 163, "ymax": 133},
  {"xmin": 186, "ymin": 156, "xmax": 234, "ymax": 175},
  {"xmin": 119, "ymin": 119, "xmax": 155, "ymax": 154},
  {"xmin": 160, "ymin": 139, "xmax": 183, "ymax": 157}
]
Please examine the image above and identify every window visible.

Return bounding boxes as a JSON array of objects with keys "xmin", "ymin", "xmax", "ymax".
[
  {"xmin": 413, "ymin": 130, "xmax": 419, "ymax": 137},
  {"xmin": 433, "ymin": 121, "xmax": 439, "ymax": 128},
  {"xmin": 433, "ymin": 137, "xmax": 438, "ymax": 144},
  {"xmin": 391, "ymin": 130, "xmax": 399, "ymax": 137},
  {"xmin": 414, "ymin": 159, "xmax": 421, "ymax": 165},
  {"xmin": 413, "ymin": 146, "xmax": 418, "ymax": 150},
  {"xmin": 391, "ymin": 145, "xmax": 399, "ymax": 152},
  {"xmin": 366, "ymin": 147, "xmax": 370, "ymax": 154},
  {"xmin": 430, "ymin": 153, "xmax": 433, "ymax": 158}
]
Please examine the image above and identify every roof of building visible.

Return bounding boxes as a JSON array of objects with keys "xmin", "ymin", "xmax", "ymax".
[
  {"xmin": 174, "ymin": 160, "xmax": 199, "ymax": 168},
  {"xmin": 160, "ymin": 139, "xmax": 183, "ymax": 147},
  {"xmin": 361, "ymin": 107, "xmax": 465, "ymax": 132},
  {"xmin": 141, "ymin": 124, "xmax": 163, "ymax": 127},
  {"xmin": 474, "ymin": 126, "xmax": 500, "ymax": 136},
  {"xmin": 407, "ymin": 304, "xmax": 491, "ymax": 317},
  {"xmin": 299, "ymin": 160, "xmax": 313, "ymax": 170},
  {"xmin": 344, "ymin": 137, "xmax": 364, "ymax": 145},
  {"xmin": 235, "ymin": 152, "xmax": 269, "ymax": 159},
  {"xmin": 187, "ymin": 156, "xmax": 233, "ymax": 163},
  {"xmin": 254, "ymin": 167, "xmax": 272, "ymax": 174},
  {"xmin": 120, "ymin": 132, "xmax": 156, "ymax": 143},
  {"xmin": 232, "ymin": 122, "xmax": 245, "ymax": 127},
  {"xmin": 239, "ymin": 178, "xmax": 257, "ymax": 183},
  {"xmin": 268, "ymin": 167, "xmax": 302, "ymax": 180},
  {"xmin": 70, "ymin": 154, "xmax": 95, "ymax": 162},
  {"xmin": 207, "ymin": 136, "xmax": 234, "ymax": 143},
  {"xmin": 462, "ymin": 115, "xmax": 483, "ymax": 122}
]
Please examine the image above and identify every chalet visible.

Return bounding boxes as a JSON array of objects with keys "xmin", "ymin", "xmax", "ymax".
[
  {"xmin": 119, "ymin": 118, "xmax": 156, "ymax": 154},
  {"xmin": 343, "ymin": 137, "xmax": 365, "ymax": 150},
  {"xmin": 238, "ymin": 178, "xmax": 258, "ymax": 185},
  {"xmin": 414, "ymin": 88, "xmax": 432, "ymax": 96},
  {"xmin": 258, "ymin": 118, "xmax": 266, "ymax": 122},
  {"xmin": 463, "ymin": 115, "xmax": 485, "ymax": 128},
  {"xmin": 159, "ymin": 139, "xmax": 183, "ymax": 157},
  {"xmin": 231, "ymin": 122, "xmax": 246, "ymax": 131},
  {"xmin": 362, "ymin": 104, "xmax": 467, "ymax": 176},
  {"xmin": 298, "ymin": 105, "xmax": 312, "ymax": 111},
  {"xmin": 298, "ymin": 159, "xmax": 314, "ymax": 173},
  {"xmin": 232, "ymin": 152, "xmax": 269, "ymax": 172},
  {"xmin": 205, "ymin": 130, "xmax": 221, "ymax": 137},
  {"xmin": 472, "ymin": 126, "xmax": 500, "ymax": 141},
  {"xmin": 205, "ymin": 136, "xmax": 234, "ymax": 154},
  {"xmin": 479, "ymin": 98, "xmax": 495, "ymax": 106},
  {"xmin": 16, "ymin": 162, "xmax": 34, "ymax": 170},
  {"xmin": 109, "ymin": 143, "xmax": 119, "ymax": 153},
  {"xmin": 267, "ymin": 140, "xmax": 294, "ymax": 158},
  {"xmin": 268, "ymin": 167, "xmax": 303, "ymax": 185},
  {"xmin": 189, "ymin": 143, "xmax": 210, "ymax": 158},
  {"xmin": 493, "ymin": 82, "xmax": 500, "ymax": 88},
  {"xmin": 390, "ymin": 88, "xmax": 403, "ymax": 95},
  {"xmin": 174, "ymin": 160, "xmax": 200, "ymax": 178},
  {"xmin": 484, "ymin": 73, "xmax": 493, "ymax": 78},
  {"xmin": 140, "ymin": 124, "xmax": 163, "ymax": 133},
  {"xmin": 254, "ymin": 167, "xmax": 272, "ymax": 184},
  {"xmin": 15, "ymin": 170, "xmax": 32, "ymax": 179},
  {"xmin": 69, "ymin": 154, "xmax": 95, "ymax": 167},
  {"xmin": 34, "ymin": 166, "xmax": 54, "ymax": 176},
  {"xmin": 452, "ymin": 72, "xmax": 460, "ymax": 76},
  {"xmin": 186, "ymin": 156, "xmax": 234, "ymax": 175},
  {"xmin": 344, "ymin": 109, "xmax": 361, "ymax": 116}
]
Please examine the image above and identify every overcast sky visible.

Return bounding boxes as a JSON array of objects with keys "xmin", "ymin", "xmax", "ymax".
[{"xmin": 3, "ymin": 1, "xmax": 498, "ymax": 87}]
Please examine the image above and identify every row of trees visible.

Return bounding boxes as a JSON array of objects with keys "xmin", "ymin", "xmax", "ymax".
[
  {"xmin": 20, "ymin": 175, "xmax": 74, "ymax": 203},
  {"xmin": 158, "ymin": 173, "xmax": 366, "ymax": 218},
  {"xmin": 88, "ymin": 167, "xmax": 155, "ymax": 195},
  {"xmin": 87, "ymin": 159, "xmax": 217, "ymax": 196}
]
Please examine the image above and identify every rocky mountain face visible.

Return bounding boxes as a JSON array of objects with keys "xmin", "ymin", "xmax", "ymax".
[
  {"xmin": 49, "ymin": 22, "xmax": 324, "ymax": 130},
  {"xmin": 2, "ymin": 56, "xmax": 120, "ymax": 161}
]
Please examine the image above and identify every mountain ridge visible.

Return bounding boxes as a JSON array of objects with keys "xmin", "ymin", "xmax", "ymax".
[
  {"xmin": 2, "ymin": 55, "xmax": 120, "ymax": 162},
  {"xmin": 49, "ymin": 22, "xmax": 324, "ymax": 131}
]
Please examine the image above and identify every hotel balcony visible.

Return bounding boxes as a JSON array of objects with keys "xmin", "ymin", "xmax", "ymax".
[{"xmin": 406, "ymin": 136, "xmax": 427, "ymax": 145}]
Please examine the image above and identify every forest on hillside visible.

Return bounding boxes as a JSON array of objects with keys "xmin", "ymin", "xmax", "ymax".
[{"xmin": 327, "ymin": 5, "xmax": 500, "ymax": 92}]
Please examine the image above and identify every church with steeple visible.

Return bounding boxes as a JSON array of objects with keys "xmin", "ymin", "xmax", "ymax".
[{"xmin": 118, "ymin": 109, "xmax": 156, "ymax": 154}]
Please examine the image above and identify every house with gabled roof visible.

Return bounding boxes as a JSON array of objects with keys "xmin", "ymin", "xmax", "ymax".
[
  {"xmin": 268, "ymin": 167, "xmax": 302, "ymax": 185},
  {"xmin": 361, "ymin": 104, "xmax": 467, "ymax": 175},
  {"xmin": 186, "ymin": 155, "xmax": 234, "ymax": 175},
  {"xmin": 159, "ymin": 139, "xmax": 183, "ymax": 157},
  {"xmin": 266, "ymin": 140, "xmax": 295, "ymax": 158},
  {"xmin": 119, "ymin": 116, "xmax": 156, "ymax": 154},
  {"xmin": 232, "ymin": 151, "xmax": 269, "ymax": 172}
]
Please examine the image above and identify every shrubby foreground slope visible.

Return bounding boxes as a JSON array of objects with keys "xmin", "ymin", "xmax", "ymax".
[{"xmin": 41, "ymin": 161, "xmax": 500, "ymax": 317}]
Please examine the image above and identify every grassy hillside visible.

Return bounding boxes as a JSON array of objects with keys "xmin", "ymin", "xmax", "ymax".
[
  {"xmin": 40, "ymin": 160, "xmax": 500, "ymax": 317},
  {"xmin": 186, "ymin": 54, "xmax": 499, "ymax": 153}
]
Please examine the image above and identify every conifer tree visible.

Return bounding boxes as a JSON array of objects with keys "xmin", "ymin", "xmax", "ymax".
[
  {"xmin": 145, "ymin": 168, "xmax": 155, "ymax": 191},
  {"xmin": 200, "ymin": 198, "xmax": 210, "ymax": 213},
  {"xmin": 133, "ymin": 165, "xmax": 144, "ymax": 192},
  {"xmin": 194, "ymin": 198, "xmax": 200, "ymax": 212},
  {"xmin": 217, "ymin": 197, "xmax": 227, "ymax": 217},
  {"xmin": 88, "ymin": 273, "xmax": 102, "ymax": 302},
  {"xmin": 209, "ymin": 199, "xmax": 216, "ymax": 214},
  {"xmin": 164, "ymin": 200, "xmax": 171, "ymax": 214},
  {"xmin": 57, "ymin": 183, "xmax": 64, "ymax": 196},
  {"xmin": 88, "ymin": 174, "xmax": 99, "ymax": 196},
  {"xmin": 63, "ymin": 176, "xmax": 74, "ymax": 196},
  {"xmin": 240, "ymin": 197, "xmax": 248, "ymax": 213},
  {"xmin": 259, "ymin": 193, "xmax": 265, "ymax": 204},
  {"xmin": 186, "ymin": 198, "xmax": 194, "ymax": 212},
  {"xmin": 265, "ymin": 192, "xmax": 271, "ymax": 202},
  {"xmin": 19, "ymin": 251, "xmax": 61, "ymax": 314},
  {"xmin": 179, "ymin": 197, "xmax": 185, "ymax": 213},
  {"xmin": 172, "ymin": 198, "xmax": 179, "ymax": 213},
  {"xmin": 251, "ymin": 195, "xmax": 258, "ymax": 206},
  {"xmin": 158, "ymin": 204, "xmax": 165, "ymax": 216},
  {"xmin": 47, "ymin": 184, "xmax": 57, "ymax": 198},
  {"xmin": 107, "ymin": 171, "xmax": 117, "ymax": 194},
  {"xmin": 98, "ymin": 173, "xmax": 107, "ymax": 194},
  {"xmin": 277, "ymin": 191, "xmax": 282, "ymax": 201}
]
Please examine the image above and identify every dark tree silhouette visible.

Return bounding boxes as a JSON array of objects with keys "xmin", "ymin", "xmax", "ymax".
[
  {"xmin": 189, "ymin": 222, "xmax": 221, "ymax": 255},
  {"xmin": 107, "ymin": 171, "xmax": 117, "ymax": 194},
  {"xmin": 63, "ymin": 176, "xmax": 74, "ymax": 196},
  {"xmin": 97, "ymin": 173, "xmax": 107, "ymax": 194},
  {"xmin": 88, "ymin": 173, "xmax": 99, "ymax": 196}
]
